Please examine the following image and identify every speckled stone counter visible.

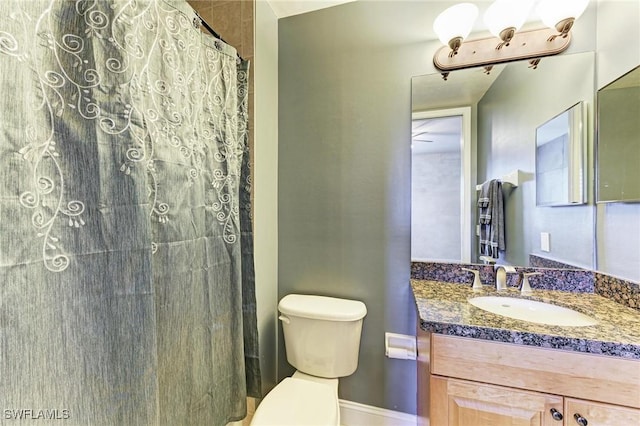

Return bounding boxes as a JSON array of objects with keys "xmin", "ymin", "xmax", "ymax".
[{"xmin": 411, "ymin": 279, "xmax": 640, "ymax": 359}]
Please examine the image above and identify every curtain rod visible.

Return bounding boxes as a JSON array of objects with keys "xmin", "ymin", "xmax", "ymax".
[{"xmin": 194, "ymin": 12, "xmax": 244, "ymax": 62}]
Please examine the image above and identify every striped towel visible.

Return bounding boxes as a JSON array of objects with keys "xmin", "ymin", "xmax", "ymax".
[{"xmin": 478, "ymin": 179, "xmax": 505, "ymax": 259}]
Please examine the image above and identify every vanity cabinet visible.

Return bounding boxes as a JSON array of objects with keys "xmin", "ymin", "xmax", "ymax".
[{"xmin": 418, "ymin": 329, "xmax": 640, "ymax": 426}]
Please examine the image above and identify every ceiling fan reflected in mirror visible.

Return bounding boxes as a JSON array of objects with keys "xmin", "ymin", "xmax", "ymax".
[
  {"xmin": 411, "ymin": 116, "xmax": 463, "ymax": 154},
  {"xmin": 411, "ymin": 131, "xmax": 434, "ymax": 143}
]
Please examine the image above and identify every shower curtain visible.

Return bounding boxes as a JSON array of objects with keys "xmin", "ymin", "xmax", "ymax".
[{"xmin": 0, "ymin": 1, "xmax": 260, "ymax": 424}]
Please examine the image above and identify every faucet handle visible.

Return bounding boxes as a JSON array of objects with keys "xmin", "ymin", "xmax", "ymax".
[
  {"xmin": 521, "ymin": 272, "xmax": 542, "ymax": 295},
  {"xmin": 461, "ymin": 268, "xmax": 483, "ymax": 292}
]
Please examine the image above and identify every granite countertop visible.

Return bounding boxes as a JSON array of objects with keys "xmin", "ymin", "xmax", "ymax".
[{"xmin": 411, "ymin": 279, "xmax": 640, "ymax": 359}]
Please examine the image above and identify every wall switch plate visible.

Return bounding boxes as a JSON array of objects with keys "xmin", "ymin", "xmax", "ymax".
[{"xmin": 541, "ymin": 232, "xmax": 550, "ymax": 252}]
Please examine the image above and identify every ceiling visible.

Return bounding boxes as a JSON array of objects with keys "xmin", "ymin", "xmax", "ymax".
[
  {"xmin": 266, "ymin": 0, "xmax": 358, "ymax": 19},
  {"xmin": 265, "ymin": 0, "xmax": 553, "ymax": 40}
]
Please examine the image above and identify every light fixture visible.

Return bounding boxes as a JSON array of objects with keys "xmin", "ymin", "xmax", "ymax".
[
  {"xmin": 432, "ymin": 0, "xmax": 589, "ymax": 79},
  {"xmin": 432, "ymin": 3, "xmax": 479, "ymax": 57}
]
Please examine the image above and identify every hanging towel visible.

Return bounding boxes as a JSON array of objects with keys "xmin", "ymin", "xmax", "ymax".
[
  {"xmin": 478, "ymin": 180, "xmax": 492, "ymax": 209},
  {"xmin": 478, "ymin": 180, "xmax": 493, "ymax": 224},
  {"xmin": 478, "ymin": 179, "xmax": 505, "ymax": 259}
]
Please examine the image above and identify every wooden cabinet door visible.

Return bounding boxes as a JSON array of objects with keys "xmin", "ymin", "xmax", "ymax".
[
  {"xmin": 431, "ymin": 376, "xmax": 564, "ymax": 426},
  {"xmin": 565, "ymin": 398, "xmax": 640, "ymax": 426}
]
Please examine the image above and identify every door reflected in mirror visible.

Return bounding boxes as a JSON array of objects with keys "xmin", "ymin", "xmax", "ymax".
[
  {"xmin": 411, "ymin": 107, "xmax": 472, "ymax": 263},
  {"xmin": 412, "ymin": 115, "xmax": 462, "ymax": 262}
]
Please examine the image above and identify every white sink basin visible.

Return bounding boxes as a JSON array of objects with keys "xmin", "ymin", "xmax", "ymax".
[{"xmin": 468, "ymin": 296, "xmax": 598, "ymax": 327}]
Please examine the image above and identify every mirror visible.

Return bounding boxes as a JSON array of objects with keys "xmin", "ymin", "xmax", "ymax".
[
  {"xmin": 596, "ymin": 65, "xmax": 640, "ymax": 203},
  {"xmin": 412, "ymin": 52, "xmax": 596, "ymax": 269},
  {"xmin": 535, "ymin": 102, "xmax": 587, "ymax": 206}
]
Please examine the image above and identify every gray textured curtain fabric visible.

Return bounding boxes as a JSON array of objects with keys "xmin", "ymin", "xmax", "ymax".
[{"xmin": 0, "ymin": 1, "xmax": 260, "ymax": 424}]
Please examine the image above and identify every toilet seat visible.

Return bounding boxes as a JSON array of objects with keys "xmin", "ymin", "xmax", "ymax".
[{"xmin": 250, "ymin": 377, "xmax": 340, "ymax": 426}]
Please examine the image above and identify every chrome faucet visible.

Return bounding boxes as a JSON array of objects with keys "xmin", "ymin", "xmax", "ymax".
[{"xmin": 494, "ymin": 264, "xmax": 516, "ymax": 291}]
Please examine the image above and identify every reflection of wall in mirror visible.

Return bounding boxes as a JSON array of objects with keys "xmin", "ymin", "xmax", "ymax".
[
  {"xmin": 536, "ymin": 133, "xmax": 569, "ymax": 205},
  {"xmin": 597, "ymin": 85, "xmax": 640, "ymax": 202},
  {"xmin": 477, "ymin": 52, "xmax": 595, "ymax": 269},
  {"xmin": 595, "ymin": 0, "xmax": 640, "ymax": 283},
  {"xmin": 412, "ymin": 151, "xmax": 461, "ymax": 261}
]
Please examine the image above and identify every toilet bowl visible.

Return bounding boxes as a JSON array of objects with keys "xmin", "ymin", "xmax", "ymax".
[
  {"xmin": 250, "ymin": 294, "xmax": 367, "ymax": 426},
  {"xmin": 250, "ymin": 372, "xmax": 340, "ymax": 426}
]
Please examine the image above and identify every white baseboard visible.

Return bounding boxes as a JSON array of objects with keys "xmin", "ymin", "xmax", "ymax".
[{"xmin": 339, "ymin": 399, "xmax": 417, "ymax": 426}]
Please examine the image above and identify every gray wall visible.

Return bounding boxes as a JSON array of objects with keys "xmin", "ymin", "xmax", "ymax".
[{"xmin": 277, "ymin": 1, "xmax": 436, "ymax": 414}]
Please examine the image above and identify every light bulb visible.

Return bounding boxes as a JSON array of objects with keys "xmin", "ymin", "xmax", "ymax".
[
  {"xmin": 433, "ymin": 3, "xmax": 479, "ymax": 51},
  {"xmin": 536, "ymin": 0, "xmax": 590, "ymax": 33},
  {"xmin": 484, "ymin": 0, "xmax": 535, "ymax": 43}
]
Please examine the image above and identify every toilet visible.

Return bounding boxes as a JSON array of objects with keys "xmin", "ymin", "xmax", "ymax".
[{"xmin": 250, "ymin": 294, "xmax": 367, "ymax": 426}]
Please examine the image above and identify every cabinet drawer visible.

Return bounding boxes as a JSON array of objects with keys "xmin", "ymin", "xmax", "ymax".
[
  {"xmin": 431, "ymin": 334, "xmax": 640, "ymax": 408},
  {"xmin": 565, "ymin": 398, "xmax": 640, "ymax": 426}
]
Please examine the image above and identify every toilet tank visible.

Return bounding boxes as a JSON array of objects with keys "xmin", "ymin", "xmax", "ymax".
[{"xmin": 278, "ymin": 294, "xmax": 367, "ymax": 378}]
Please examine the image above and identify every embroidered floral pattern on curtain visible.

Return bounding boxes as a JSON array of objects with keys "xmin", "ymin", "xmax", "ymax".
[{"xmin": 0, "ymin": 0, "xmax": 260, "ymax": 424}]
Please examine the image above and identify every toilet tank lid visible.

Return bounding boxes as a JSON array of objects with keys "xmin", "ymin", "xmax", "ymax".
[{"xmin": 279, "ymin": 294, "xmax": 367, "ymax": 321}]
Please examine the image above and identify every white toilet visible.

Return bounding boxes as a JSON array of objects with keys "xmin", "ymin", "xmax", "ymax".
[{"xmin": 251, "ymin": 294, "xmax": 367, "ymax": 426}]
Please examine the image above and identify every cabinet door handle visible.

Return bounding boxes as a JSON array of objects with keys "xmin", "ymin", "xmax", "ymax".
[
  {"xmin": 574, "ymin": 413, "xmax": 588, "ymax": 426},
  {"xmin": 549, "ymin": 408, "xmax": 563, "ymax": 421}
]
